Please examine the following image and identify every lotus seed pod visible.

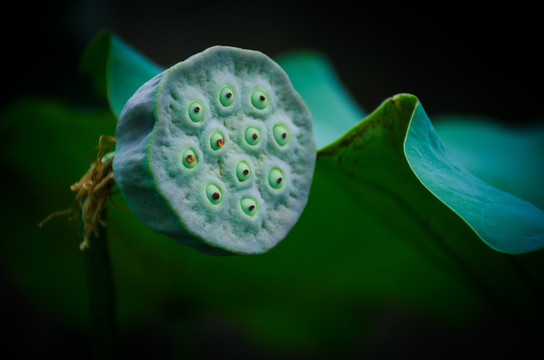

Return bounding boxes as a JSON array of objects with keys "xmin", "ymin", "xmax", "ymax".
[{"xmin": 113, "ymin": 46, "xmax": 316, "ymax": 255}]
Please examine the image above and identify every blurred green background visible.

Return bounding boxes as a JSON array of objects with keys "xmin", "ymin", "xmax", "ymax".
[{"xmin": 2, "ymin": 1, "xmax": 543, "ymax": 359}]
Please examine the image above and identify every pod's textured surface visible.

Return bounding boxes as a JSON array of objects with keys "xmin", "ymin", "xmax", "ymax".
[{"xmin": 113, "ymin": 46, "xmax": 316, "ymax": 255}]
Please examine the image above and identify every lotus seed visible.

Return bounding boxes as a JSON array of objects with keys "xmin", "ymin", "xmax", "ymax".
[
  {"xmin": 210, "ymin": 131, "xmax": 225, "ymax": 150},
  {"xmin": 240, "ymin": 197, "xmax": 257, "ymax": 216},
  {"xmin": 268, "ymin": 168, "xmax": 284, "ymax": 189},
  {"xmin": 219, "ymin": 85, "xmax": 235, "ymax": 107},
  {"xmin": 188, "ymin": 101, "xmax": 204, "ymax": 122},
  {"xmin": 182, "ymin": 149, "xmax": 197, "ymax": 169},
  {"xmin": 206, "ymin": 184, "xmax": 222, "ymax": 204},
  {"xmin": 244, "ymin": 127, "xmax": 261, "ymax": 146},
  {"xmin": 251, "ymin": 89, "xmax": 269, "ymax": 110},
  {"xmin": 236, "ymin": 161, "xmax": 251, "ymax": 182},
  {"xmin": 273, "ymin": 124, "xmax": 289, "ymax": 146}
]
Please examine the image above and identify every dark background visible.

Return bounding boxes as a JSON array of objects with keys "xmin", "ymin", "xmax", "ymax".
[
  {"xmin": 4, "ymin": 1, "xmax": 543, "ymax": 124},
  {"xmin": 2, "ymin": 1, "xmax": 543, "ymax": 359}
]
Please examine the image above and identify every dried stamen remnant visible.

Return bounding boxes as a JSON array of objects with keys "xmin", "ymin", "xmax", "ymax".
[
  {"xmin": 219, "ymin": 85, "xmax": 235, "ymax": 107},
  {"xmin": 182, "ymin": 149, "xmax": 198, "ymax": 168},
  {"xmin": 206, "ymin": 183, "xmax": 223, "ymax": 205},
  {"xmin": 210, "ymin": 131, "xmax": 226, "ymax": 150},
  {"xmin": 244, "ymin": 127, "xmax": 261, "ymax": 146},
  {"xmin": 273, "ymin": 124, "xmax": 289, "ymax": 146},
  {"xmin": 240, "ymin": 197, "xmax": 257, "ymax": 216},
  {"xmin": 188, "ymin": 101, "xmax": 204, "ymax": 122},
  {"xmin": 268, "ymin": 168, "xmax": 284, "ymax": 189},
  {"xmin": 251, "ymin": 89, "xmax": 269, "ymax": 110}
]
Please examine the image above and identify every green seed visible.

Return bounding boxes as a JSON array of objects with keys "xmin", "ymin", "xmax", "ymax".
[
  {"xmin": 188, "ymin": 101, "xmax": 204, "ymax": 122},
  {"xmin": 251, "ymin": 89, "xmax": 269, "ymax": 110},
  {"xmin": 219, "ymin": 85, "xmax": 235, "ymax": 107},
  {"xmin": 244, "ymin": 127, "xmax": 261, "ymax": 146},
  {"xmin": 273, "ymin": 124, "xmax": 289, "ymax": 146},
  {"xmin": 268, "ymin": 168, "xmax": 284, "ymax": 189},
  {"xmin": 236, "ymin": 161, "xmax": 251, "ymax": 182},
  {"xmin": 210, "ymin": 131, "xmax": 225, "ymax": 150},
  {"xmin": 181, "ymin": 149, "xmax": 197, "ymax": 169},
  {"xmin": 240, "ymin": 197, "xmax": 257, "ymax": 216},
  {"xmin": 206, "ymin": 183, "xmax": 222, "ymax": 205}
]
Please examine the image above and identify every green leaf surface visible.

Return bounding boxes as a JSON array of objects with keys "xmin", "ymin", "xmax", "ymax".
[
  {"xmin": 80, "ymin": 29, "xmax": 163, "ymax": 117},
  {"xmin": 404, "ymin": 105, "xmax": 544, "ymax": 254},
  {"xmin": 275, "ymin": 51, "xmax": 365, "ymax": 149},
  {"xmin": 2, "ymin": 95, "xmax": 544, "ymax": 356},
  {"xmin": 433, "ymin": 117, "xmax": 544, "ymax": 211}
]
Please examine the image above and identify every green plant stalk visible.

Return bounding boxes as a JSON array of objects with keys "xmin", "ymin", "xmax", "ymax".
[{"xmin": 79, "ymin": 207, "xmax": 117, "ymax": 359}]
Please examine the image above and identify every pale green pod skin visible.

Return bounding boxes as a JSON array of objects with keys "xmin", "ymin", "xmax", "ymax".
[{"xmin": 113, "ymin": 46, "xmax": 316, "ymax": 255}]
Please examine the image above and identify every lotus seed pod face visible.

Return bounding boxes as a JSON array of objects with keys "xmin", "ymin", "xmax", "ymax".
[{"xmin": 113, "ymin": 46, "xmax": 316, "ymax": 255}]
